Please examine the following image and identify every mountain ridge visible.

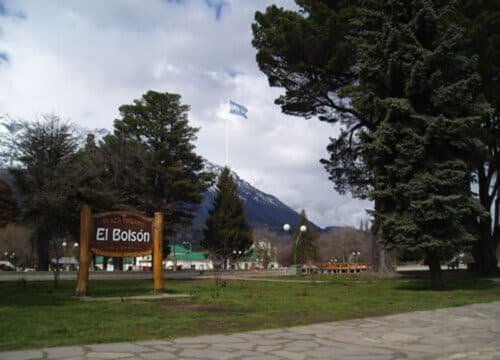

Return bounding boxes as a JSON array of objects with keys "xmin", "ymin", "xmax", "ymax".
[{"xmin": 177, "ymin": 161, "xmax": 324, "ymax": 246}]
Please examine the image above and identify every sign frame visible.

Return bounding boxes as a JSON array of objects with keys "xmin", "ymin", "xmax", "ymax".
[{"xmin": 75, "ymin": 205, "xmax": 164, "ymax": 296}]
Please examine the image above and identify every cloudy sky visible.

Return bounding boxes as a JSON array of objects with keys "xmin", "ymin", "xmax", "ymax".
[{"xmin": 0, "ymin": 0, "xmax": 372, "ymax": 228}]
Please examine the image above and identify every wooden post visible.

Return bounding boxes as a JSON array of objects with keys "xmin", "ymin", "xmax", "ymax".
[
  {"xmin": 75, "ymin": 205, "xmax": 91, "ymax": 297},
  {"xmin": 153, "ymin": 212, "xmax": 164, "ymax": 293}
]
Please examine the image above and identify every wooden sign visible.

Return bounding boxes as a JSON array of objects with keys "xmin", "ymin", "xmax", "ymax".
[
  {"xmin": 90, "ymin": 212, "xmax": 153, "ymax": 257},
  {"xmin": 75, "ymin": 205, "xmax": 164, "ymax": 297}
]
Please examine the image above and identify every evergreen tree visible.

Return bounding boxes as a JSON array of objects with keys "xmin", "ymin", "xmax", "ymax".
[
  {"xmin": 113, "ymin": 91, "xmax": 213, "ymax": 241},
  {"xmin": 253, "ymin": 1, "xmax": 368, "ymax": 198},
  {"xmin": 253, "ymin": 0, "xmax": 492, "ymax": 286},
  {"xmin": 456, "ymin": 0, "xmax": 500, "ymax": 274},
  {"xmin": 253, "ymin": 1, "xmax": 393, "ymax": 273},
  {"xmin": 291, "ymin": 210, "xmax": 318, "ymax": 265},
  {"xmin": 202, "ymin": 167, "xmax": 253, "ymax": 261},
  {"xmin": 75, "ymin": 133, "xmax": 151, "ymax": 212},
  {"xmin": 0, "ymin": 178, "xmax": 17, "ymax": 227},
  {"xmin": 355, "ymin": 1, "xmax": 486, "ymax": 289}
]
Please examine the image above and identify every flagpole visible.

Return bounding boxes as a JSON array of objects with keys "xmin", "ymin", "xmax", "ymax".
[{"xmin": 225, "ymin": 98, "xmax": 230, "ymax": 166}]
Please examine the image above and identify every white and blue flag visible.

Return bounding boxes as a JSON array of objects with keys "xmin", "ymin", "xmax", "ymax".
[{"xmin": 229, "ymin": 99, "xmax": 248, "ymax": 119}]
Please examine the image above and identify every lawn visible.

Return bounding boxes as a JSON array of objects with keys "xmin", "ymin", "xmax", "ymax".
[{"xmin": 0, "ymin": 275, "xmax": 499, "ymax": 350}]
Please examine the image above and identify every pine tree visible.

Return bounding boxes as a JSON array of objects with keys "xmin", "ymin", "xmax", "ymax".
[
  {"xmin": 291, "ymin": 210, "xmax": 318, "ymax": 265},
  {"xmin": 355, "ymin": 1, "xmax": 486, "ymax": 289},
  {"xmin": 252, "ymin": 1, "xmax": 392, "ymax": 273},
  {"xmin": 0, "ymin": 178, "xmax": 17, "ymax": 227},
  {"xmin": 113, "ymin": 91, "xmax": 213, "ymax": 240},
  {"xmin": 457, "ymin": 0, "xmax": 500, "ymax": 275},
  {"xmin": 253, "ymin": 0, "xmax": 492, "ymax": 286},
  {"xmin": 202, "ymin": 167, "xmax": 253, "ymax": 262},
  {"xmin": 75, "ymin": 133, "xmax": 151, "ymax": 212}
]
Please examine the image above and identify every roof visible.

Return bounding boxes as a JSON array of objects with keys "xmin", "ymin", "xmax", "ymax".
[{"xmin": 169, "ymin": 245, "xmax": 207, "ymax": 261}]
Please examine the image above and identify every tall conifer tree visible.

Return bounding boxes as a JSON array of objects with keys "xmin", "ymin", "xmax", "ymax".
[
  {"xmin": 355, "ymin": 1, "xmax": 486, "ymax": 289},
  {"xmin": 112, "ymin": 91, "xmax": 213, "ymax": 239},
  {"xmin": 253, "ymin": 1, "xmax": 492, "ymax": 286},
  {"xmin": 202, "ymin": 167, "xmax": 253, "ymax": 261},
  {"xmin": 457, "ymin": 1, "xmax": 500, "ymax": 274}
]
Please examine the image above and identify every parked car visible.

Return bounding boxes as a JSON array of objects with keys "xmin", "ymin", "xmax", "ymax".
[{"xmin": 0, "ymin": 261, "xmax": 17, "ymax": 271}]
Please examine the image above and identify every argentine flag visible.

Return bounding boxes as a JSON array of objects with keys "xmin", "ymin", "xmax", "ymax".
[{"xmin": 229, "ymin": 99, "xmax": 248, "ymax": 119}]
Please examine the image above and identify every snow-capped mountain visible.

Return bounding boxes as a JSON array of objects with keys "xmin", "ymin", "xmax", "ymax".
[{"xmin": 179, "ymin": 161, "xmax": 322, "ymax": 245}]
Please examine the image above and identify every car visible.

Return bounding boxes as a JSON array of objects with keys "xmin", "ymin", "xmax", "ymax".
[{"xmin": 0, "ymin": 261, "xmax": 17, "ymax": 271}]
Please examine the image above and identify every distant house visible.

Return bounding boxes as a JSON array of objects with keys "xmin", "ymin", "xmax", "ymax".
[
  {"xmin": 136, "ymin": 245, "xmax": 213, "ymax": 271},
  {"xmin": 165, "ymin": 245, "xmax": 213, "ymax": 270},
  {"xmin": 94, "ymin": 256, "xmax": 134, "ymax": 271},
  {"xmin": 232, "ymin": 242, "xmax": 279, "ymax": 270}
]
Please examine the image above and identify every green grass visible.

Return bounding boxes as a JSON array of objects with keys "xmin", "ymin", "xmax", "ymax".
[{"xmin": 0, "ymin": 275, "xmax": 499, "ymax": 350}]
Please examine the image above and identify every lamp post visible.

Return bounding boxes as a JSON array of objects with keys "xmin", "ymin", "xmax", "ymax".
[
  {"xmin": 182, "ymin": 241, "xmax": 192, "ymax": 270},
  {"xmin": 283, "ymin": 223, "xmax": 307, "ymax": 275},
  {"xmin": 232, "ymin": 250, "xmax": 242, "ymax": 269},
  {"xmin": 62, "ymin": 241, "xmax": 67, "ymax": 258}
]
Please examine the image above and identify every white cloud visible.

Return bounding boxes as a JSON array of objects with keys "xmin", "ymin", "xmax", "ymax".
[{"xmin": 0, "ymin": 0, "xmax": 372, "ymax": 227}]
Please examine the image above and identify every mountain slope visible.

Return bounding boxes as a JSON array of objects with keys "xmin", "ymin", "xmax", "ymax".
[{"xmin": 179, "ymin": 161, "xmax": 322, "ymax": 245}]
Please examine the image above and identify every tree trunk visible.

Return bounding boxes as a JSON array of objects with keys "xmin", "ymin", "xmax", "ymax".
[
  {"xmin": 36, "ymin": 233, "xmax": 49, "ymax": 271},
  {"xmin": 370, "ymin": 232, "xmax": 396, "ymax": 274},
  {"xmin": 473, "ymin": 168, "xmax": 499, "ymax": 275},
  {"xmin": 427, "ymin": 251, "xmax": 444, "ymax": 290},
  {"xmin": 473, "ymin": 216, "xmax": 498, "ymax": 275},
  {"xmin": 53, "ymin": 257, "xmax": 60, "ymax": 289},
  {"xmin": 370, "ymin": 199, "xmax": 397, "ymax": 275}
]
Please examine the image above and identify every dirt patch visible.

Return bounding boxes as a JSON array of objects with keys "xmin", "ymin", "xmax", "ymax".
[{"xmin": 157, "ymin": 300, "xmax": 251, "ymax": 313}]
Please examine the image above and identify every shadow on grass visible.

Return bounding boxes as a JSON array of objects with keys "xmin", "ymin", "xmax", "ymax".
[
  {"xmin": 0, "ymin": 279, "xmax": 183, "ymax": 307},
  {"xmin": 395, "ymin": 275, "xmax": 498, "ymax": 291}
]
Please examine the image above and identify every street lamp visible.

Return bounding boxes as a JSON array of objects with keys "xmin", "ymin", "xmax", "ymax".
[
  {"xmin": 182, "ymin": 241, "xmax": 192, "ymax": 270},
  {"xmin": 232, "ymin": 250, "xmax": 243, "ymax": 269},
  {"xmin": 283, "ymin": 223, "xmax": 307, "ymax": 274},
  {"xmin": 295, "ymin": 225, "xmax": 307, "ymax": 266}
]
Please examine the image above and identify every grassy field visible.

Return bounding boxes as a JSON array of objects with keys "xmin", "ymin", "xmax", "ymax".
[{"xmin": 0, "ymin": 275, "xmax": 499, "ymax": 350}]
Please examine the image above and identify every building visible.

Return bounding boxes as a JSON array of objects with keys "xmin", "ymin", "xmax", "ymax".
[
  {"xmin": 165, "ymin": 245, "xmax": 213, "ymax": 270},
  {"xmin": 232, "ymin": 242, "xmax": 279, "ymax": 270},
  {"xmin": 136, "ymin": 245, "xmax": 213, "ymax": 271}
]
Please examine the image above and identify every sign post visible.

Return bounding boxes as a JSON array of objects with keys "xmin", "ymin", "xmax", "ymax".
[
  {"xmin": 153, "ymin": 212, "xmax": 164, "ymax": 293},
  {"xmin": 75, "ymin": 206, "xmax": 164, "ymax": 297},
  {"xmin": 76, "ymin": 205, "xmax": 91, "ymax": 297}
]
